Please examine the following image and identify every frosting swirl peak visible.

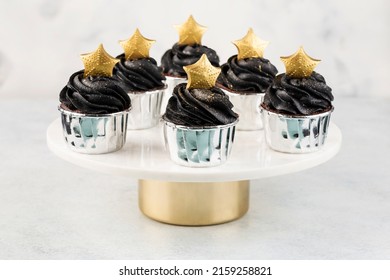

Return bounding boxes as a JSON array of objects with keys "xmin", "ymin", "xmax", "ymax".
[
  {"xmin": 59, "ymin": 70, "xmax": 131, "ymax": 114},
  {"xmin": 114, "ymin": 55, "xmax": 165, "ymax": 92},
  {"xmin": 262, "ymin": 72, "xmax": 333, "ymax": 115},
  {"xmin": 217, "ymin": 55, "xmax": 278, "ymax": 93},
  {"xmin": 164, "ymin": 83, "xmax": 238, "ymax": 126},
  {"xmin": 161, "ymin": 43, "xmax": 219, "ymax": 77}
]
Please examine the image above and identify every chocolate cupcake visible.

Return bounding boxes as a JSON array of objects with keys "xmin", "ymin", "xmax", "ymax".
[
  {"xmin": 216, "ymin": 28, "xmax": 278, "ymax": 130},
  {"xmin": 261, "ymin": 46, "xmax": 334, "ymax": 153},
  {"xmin": 163, "ymin": 54, "xmax": 238, "ymax": 167},
  {"xmin": 160, "ymin": 15, "xmax": 220, "ymax": 115},
  {"xmin": 114, "ymin": 29, "xmax": 166, "ymax": 129},
  {"xmin": 59, "ymin": 44, "xmax": 131, "ymax": 154}
]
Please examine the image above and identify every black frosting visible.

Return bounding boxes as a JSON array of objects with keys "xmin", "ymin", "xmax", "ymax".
[
  {"xmin": 59, "ymin": 70, "xmax": 131, "ymax": 114},
  {"xmin": 262, "ymin": 72, "xmax": 334, "ymax": 115},
  {"xmin": 164, "ymin": 83, "xmax": 238, "ymax": 126},
  {"xmin": 217, "ymin": 55, "xmax": 278, "ymax": 94},
  {"xmin": 161, "ymin": 43, "xmax": 220, "ymax": 77},
  {"xmin": 114, "ymin": 54, "xmax": 165, "ymax": 92}
]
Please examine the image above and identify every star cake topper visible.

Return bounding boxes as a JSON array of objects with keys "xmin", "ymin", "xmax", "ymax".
[
  {"xmin": 183, "ymin": 54, "xmax": 221, "ymax": 90},
  {"xmin": 80, "ymin": 44, "xmax": 119, "ymax": 78},
  {"xmin": 119, "ymin": 28, "xmax": 155, "ymax": 60},
  {"xmin": 175, "ymin": 15, "xmax": 207, "ymax": 45},
  {"xmin": 233, "ymin": 28, "xmax": 269, "ymax": 60},
  {"xmin": 280, "ymin": 46, "xmax": 321, "ymax": 78}
]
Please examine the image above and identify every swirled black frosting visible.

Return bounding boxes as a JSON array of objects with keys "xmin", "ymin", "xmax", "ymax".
[
  {"xmin": 161, "ymin": 43, "xmax": 220, "ymax": 77},
  {"xmin": 217, "ymin": 55, "xmax": 278, "ymax": 93},
  {"xmin": 60, "ymin": 70, "xmax": 131, "ymax": 114},
  {"xmin": 114, "ymin": 54, "xmax": 165, "ymax": 92},
  {"xmin": 262, "ymin": 72, "xmax": 334, "ymax": 115},
  {"xmin": 164, "ymin": 83, "xmax": 238, "ymax": 126}
]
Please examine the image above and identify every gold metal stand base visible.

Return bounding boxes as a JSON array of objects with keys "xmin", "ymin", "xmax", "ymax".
[{"xmin": 138, "ymin": 180, "xmax": 249, "ymax": 226}]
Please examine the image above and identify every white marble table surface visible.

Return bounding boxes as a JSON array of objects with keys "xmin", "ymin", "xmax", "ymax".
[{"xmin": 0, "ymin": 96, "xmax": 389, "ymax": 259}]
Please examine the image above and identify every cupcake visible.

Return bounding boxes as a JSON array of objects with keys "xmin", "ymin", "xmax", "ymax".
[
  {"xmin": 114, "ymin": 29, "xmax": 166, "ymax": 129},
  {"xmin": 163, "ymin": 54, "xmax": 238, "ymax": 167},
  {"xmin": 216, "ymin": 28, "xmax": 278, "ymax": 130},
  {"xmin": 59, "ymin": 44, "xmax": 131, "ymax": 154},
  {"xmin": 261, "ymin": 46, "xmax": 334, "ymax": 153},
  {"xmin": 160, "ymin": 15, "xmax": 220, "ymax": 114}
]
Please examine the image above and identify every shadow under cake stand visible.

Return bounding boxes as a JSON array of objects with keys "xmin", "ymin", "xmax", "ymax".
[{"xmin": 47, "ymin": 119, "xmax": 342, "ymax": 226}]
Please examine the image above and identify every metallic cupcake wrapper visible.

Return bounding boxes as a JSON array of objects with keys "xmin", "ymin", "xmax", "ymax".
[
  {"xmin": 160, "ymin": 75, "xmax": 187, "ymax": 115},
  {"xmin": 163, "ymin": 119, "xmax": 238, "ymax": 167},
  {"xmin": 261, "ymin": 106, "xmax": 334, "ymax": 153},
  {"xmin": 127, "ymin": 86, "xmax": 166, "ymax": 130},
  {"xmin": 58, "ymin": 107, "xmax": 130, "ymax": 154},
  {"xmin": 221, "ymin": 88, "xmax": 264, "ymax": 130}
]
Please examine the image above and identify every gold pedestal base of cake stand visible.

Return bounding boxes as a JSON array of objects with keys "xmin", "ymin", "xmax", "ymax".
[{"xmin": 138, "ymin": 180, "xmax": 249, "ymax": 226}]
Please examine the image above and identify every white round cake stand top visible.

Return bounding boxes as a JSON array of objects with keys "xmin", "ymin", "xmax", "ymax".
[{"xmin": 47, "ymin": 119, "xmax": 342, "ymax": 182}]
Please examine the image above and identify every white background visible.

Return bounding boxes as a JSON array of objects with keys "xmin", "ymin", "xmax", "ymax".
[{"xmin": 0, "ymin": 0, "xmax": 389, "ymax": 98}]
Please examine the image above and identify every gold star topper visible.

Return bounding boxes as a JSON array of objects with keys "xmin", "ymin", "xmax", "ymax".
[
  {"xmin": 233, "ymin": 28, "xmax": 269, "ymax": 60},
  {"xmin": 174, "ymin": 15, "xmax": 207, "ymax": 45},
  {"xmin": 280, "ymin": 46, "xmax": 321, "ymax": 78},
  {"xmin": 183, "ymin": 54, "xmax": 221, "ymax": 90},
  {"xmin": 119, "ymin": 28, "xmax": 155, "ymax": 60},
  {"xmin": 80, "ymin": 44, "xmax": 119, "ymax": 78}
]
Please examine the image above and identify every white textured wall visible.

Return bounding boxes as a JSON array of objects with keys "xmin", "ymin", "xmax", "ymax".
[{"xmin": 0, "ymin": 0, "xmax": 389, "ymax": 98}]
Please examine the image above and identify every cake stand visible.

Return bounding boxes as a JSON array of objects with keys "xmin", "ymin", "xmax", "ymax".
[{"xmin": 47, "ymin": 119, "xmax": 342, "ymax": 226}]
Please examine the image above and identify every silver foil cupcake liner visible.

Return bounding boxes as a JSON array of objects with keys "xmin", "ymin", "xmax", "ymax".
[
  {"xmin": 127, "ymin": 86, "xmax": 166, "ymax": 130},
  {"xmin": 58, "ymin": 107, "xmax": 130, "ymax": 154},
  {"xmin": 163, "ymin": 119, "xmax": 238, "ymax": 167},
  {"xmin": 160, "ymin": 75, "xmax": 187, "ymax": 115},
  {"xmin": 221, "ymin": 88, "xmax": 264, "ymax": 130},
  {"xmin": 261, "ymin": 106, "xmax": 333, "ymax": 153}
]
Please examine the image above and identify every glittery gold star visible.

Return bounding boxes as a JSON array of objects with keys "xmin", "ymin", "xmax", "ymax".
[
  {"xmin": 280, "ymin": 46, "xmax": 321, "ymax": 78},
  {"xmin": 119, "ymin": 28, "xmax": 155, "ymax": 60},
  {"xmin": 233, "ymin": 28, "xmax": 269, "ymax": 60},
  {"xmin": 80, "ymin": 44, "xmax": 119, "ymax": 78},
  {"xmin": 174, "ymin": 15, "xmax": 207, "ymax": 45},
  {"xmin": 183, "ymin": 54, "xmax": 221, "ymax": 90}
]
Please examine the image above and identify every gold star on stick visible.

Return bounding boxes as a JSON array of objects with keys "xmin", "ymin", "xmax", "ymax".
[
  {"xmin": 280, "ymin": 46, "xmax": 321, "ymax": 78},
  {"xmin": 80, "ymin": 44, "xmax": 119, "ymax": 78},
  {"xmin": 174, "ymin": 15, "xmax": 207, "ymax": 45},
  {"xmin": 119, "ymin": 28, "xmax": 155, "ymax": 60},
  {"xmin": 233, "ymin": 28, "xmax": 269, "ymax": 60},
  {"xmin": 183, "ymin": 54, "xmax": 221, "ymax": 90}
]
